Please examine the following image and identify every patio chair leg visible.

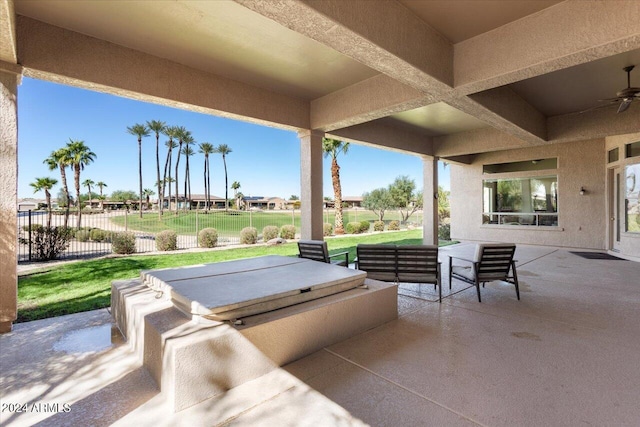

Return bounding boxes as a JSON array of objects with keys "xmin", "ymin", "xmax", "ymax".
[
  {"xmin": 475, "ymin": 279, "xmax": 482, "ymax": 302},
  {"xmin": 448, "ymin": 256, "xmax": 452, "ymax": 290},
  {"xmin": 512, "ymin": 261, "xmax": 520, "ymax": 300}
]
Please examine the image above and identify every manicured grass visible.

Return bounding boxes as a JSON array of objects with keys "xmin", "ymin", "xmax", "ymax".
[
  {"xmin": 17, "ymin": 229, "xmax": 456, "ymax": 323},
  {"xmin": 109, "ymin": 210, "xmax": 417, "ymax": 235}
]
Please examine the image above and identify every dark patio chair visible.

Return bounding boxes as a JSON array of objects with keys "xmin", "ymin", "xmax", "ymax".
[
  {"xmin": 448, "ymin": 243, "xmax": 520, "ymax": 302},
  {"xmin": 355, "ymin": 244, "xmax": 397, "ymax": 282},
  {"xmin": 397, "ymin": 245, "xmax": 442, "ymax": 302},
  {"xmin": 297, "ymin": 240, "xmax": 349, "ymax": 267}
]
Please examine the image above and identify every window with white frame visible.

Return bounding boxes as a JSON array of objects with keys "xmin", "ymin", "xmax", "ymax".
[{"xmin": 483, "ymin": 176, "xmax": 558, "ymax": 226}]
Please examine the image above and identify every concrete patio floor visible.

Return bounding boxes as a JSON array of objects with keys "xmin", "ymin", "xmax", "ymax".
[{"xmin": 2, "ymin": 243, "xmax": 640, "ymax": 426}]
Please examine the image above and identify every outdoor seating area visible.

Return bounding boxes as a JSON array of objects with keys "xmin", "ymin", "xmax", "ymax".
[
  {"xmin": 356, "ymin": 244, "xmax": 442, "ymax": 302},
  {"xmin": 3, "ymin": 242, "xmax": 640, "ymax": 426}
]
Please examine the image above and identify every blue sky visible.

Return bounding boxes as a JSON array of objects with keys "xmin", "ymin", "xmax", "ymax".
[{"xmin": 18, "ymin": 78, "xmax": 449, "ymax": 200}]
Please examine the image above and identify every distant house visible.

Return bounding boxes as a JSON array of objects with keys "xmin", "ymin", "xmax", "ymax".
[
  {"xmin": 17, "ymin": 198, "xmax": 39, "ymax": 211},
  {"xmin": 243, "ymin": 196, "xmax": 288, "ymax": 210},
  {"xmin": 102, "ymin": 200, "xmax": 129, "ymax": 210},
  {"xmin": 323, "ymin": 196, "xmax": 363, "ymax": 209},
  {"xmin": 84, "ymin": 198, "xmax": 103, "ymax": 209}
]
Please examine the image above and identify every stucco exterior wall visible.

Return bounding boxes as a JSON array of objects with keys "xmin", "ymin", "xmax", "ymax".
[
  {"xmin": 605, "ymin": 132, "xmax": 640, "ymax": 259},
  {"xmin": 451, "ymin": 138, "xmax": 606, "ymax": 249}
]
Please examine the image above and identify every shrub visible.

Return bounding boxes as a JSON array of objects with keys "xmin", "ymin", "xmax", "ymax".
[
  {"xmin": 346, "ymin": 221, "xmax": 363, "ymax": 234},
  {"xmin": 22, "ymin": 224, "xmax": 44, "ymax": 233},
  {"xmin": 360, "ymin": 220, "xmax": 370, "ymax": 233},
  {"xmin": 323, "ymin": 223, "xmax": 333, "ymax": 237},
  {"xmin": 438, "ymin": 223, "xmax": 451, "ymax": 241},
  {"xmin": 75, "ymin": 229, "xmax": 90, "ymax": 242},
  {"xmin": 262, "ymin": 225, "xmax": 279, "ymax": 242},
  {"xmin": 240, "ymin": 227, "xmax": 257, "ymax": 244},
  {"xmin": 90, "ymin": 228, "xmax": 107, "ymax": 242},
  {"xmin": 198, "ymin": 228, "xmax": 218, "ymax": 248},
  {"xmin": 388, "ymin": 220, "xmax": 400, "ymax": 231},
  {"xmin": 18, "ymin": 226, "xmax": 73, "ymax": 261},
  {"xmin": 373, "ymin": 220, "xmax": 385, "ymax": 232},
  {"xmin": 280, "ymin": 224, "xmax": 296, "ymax": 240},
  {"xmin": 112, "ymin": 232, "xmax": 136, "ymax": 254},
  {"xmin": 156, "ymin": 230, "xmax": 178, "ymax": 251}
]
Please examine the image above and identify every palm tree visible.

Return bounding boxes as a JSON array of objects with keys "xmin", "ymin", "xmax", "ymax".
[
  {"xmin": 66, "ymin": 139, "xmax": 96, "ymax": 229},
  {"xmin": 147, "ymin": 120, "xmax": 166, "ymax": 219},
  {"xmin": 162, "ymin": 126, "xmax": 179, "ymax": 214},
  {"xmin": 143, "ymin": 188, "xmax": 155, "ymax": 210},
  {"xmin": 96, "ymin": 181, "xmax": 107, "ymax": 209},
  {"xmin": 173, "ymin": 126, "xmax": 190, "ymax": 213},
  {"xmin": 83, "ymin": 179, "xmax": 95, "ymax": 209},
  {"xmin": 199, "ymin": 142, "xmax": 215, "ymax": 210},
  {"xmin": 44, "ymin": 148, "xmax": 71, "ymax": 227},
  {"xmin": 231, "ymin": 181, "xmax": 241, "ymax": 211},
  {"xmin": 322, "ymin": 137, "xmax": 350, "ymax": 234},
  {"xmin": 30, "ymin": 177, "xmax": 58, "ymax": 228},
  {"xmin": 127, "ymin": 123, "xmax": 150, "ymax": 217},
  {"xmin": 215, "ymin": 144, "xmax": 232, "ymax": 211},
  {"xmin": 181, "ymin": 144, "xmax": 195, "ymax": 210},
  {"xmin": 182, "ymin": 134, "xmax": 195, "ymax": 209}
]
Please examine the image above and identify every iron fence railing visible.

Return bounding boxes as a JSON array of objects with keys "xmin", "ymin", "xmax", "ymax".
[{"xmin": 17, "ymin": 208, "xmax": 423, "ymax": 263}]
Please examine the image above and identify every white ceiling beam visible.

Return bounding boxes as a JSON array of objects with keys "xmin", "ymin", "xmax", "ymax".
[
  {"xmin": 455, "ymin": 0, "xmax": 640, "ymax": 95},
  {"xmin": 237, "ymin": 0, "xmax": 547, "ymax": 146},
  {"xmin": 16, "ymin": 16, "xmax": 310, "ymax": 131},
  {"xmin": 311, "ymin": 74, "xmax": 431, "ymax": 131},
  {"xmin": 548, "ymin": 103, "xmax": 640, "ymax": 144}
]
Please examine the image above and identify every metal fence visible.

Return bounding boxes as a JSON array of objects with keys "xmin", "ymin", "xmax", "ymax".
[{"xmin": 17, "ymin": 208, "xmax": 423, "ymax": 263}]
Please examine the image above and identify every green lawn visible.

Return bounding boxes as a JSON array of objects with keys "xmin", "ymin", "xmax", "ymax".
[
  {"xmin": 109, "ymin": 210, "xmax": 418, "ymax": 235},
  {"xmin": 17, "ymin": 229, "xmax": 455, "ymax": 323}
]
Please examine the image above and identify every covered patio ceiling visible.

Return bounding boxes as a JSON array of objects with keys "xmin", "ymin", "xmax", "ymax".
[{"xmin": 3, "ymin": 0, "xmax": 640, "ymax": 160}]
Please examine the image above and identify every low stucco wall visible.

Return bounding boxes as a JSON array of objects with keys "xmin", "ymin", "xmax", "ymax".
[{"xmin": 451, "ymin": 138, "xmax": 606, "ymax": 250}]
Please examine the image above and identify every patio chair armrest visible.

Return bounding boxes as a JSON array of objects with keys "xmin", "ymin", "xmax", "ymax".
[
  {"xmin": 448, "ymin": 255, "xmax": 474, "ymax": 264},
  {"xmin": 329, "ymin": 250, "xmax": 349, "ymax": 265}
]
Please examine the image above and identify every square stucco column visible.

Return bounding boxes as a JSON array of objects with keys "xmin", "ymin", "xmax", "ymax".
[
  {"xmin": 299, "ymin": 130, "xmax": 324, "ymax": 240},
  {"xmin": 422, "ymin": 156, "xmax": 439, "ymax": 245},
  {"xmin": 0, "ymin": 70, "xmax": 19, "ymax": 333}
]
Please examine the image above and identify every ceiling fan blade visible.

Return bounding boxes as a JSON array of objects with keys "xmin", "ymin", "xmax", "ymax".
[
  {"xmin": 577, "ymin": 102, "xmax": 617, "ymax": 114},
  {"xmin": 617, "ymin": 99, "xmax": 633, "ymax": 113},
  {"xmin": 598, "ymin": 96, "xmax": 624, "ymax": 102}
]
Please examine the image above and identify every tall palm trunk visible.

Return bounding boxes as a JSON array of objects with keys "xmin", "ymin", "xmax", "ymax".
[
  {"xmin": 155, "ymin": 135, "xmax": 161, "ymax": 218},
  {"xmin": 223, "ymin": 155, "xmax": 229, "ymax": 211},
  {"xmin": 162, "ymin": 147, "xmax": 172, "ymax": 212},
  {"xmin": 206, "ymin": 156, "xmax": 211, "ymax": 211},
  {"xmin": 60, "ymin": 166, "xmax": 70, "ymax": 228},
  {"xmin": 45, "ymin": 190, "xmax": 52, "ymax": 229},
  {"xmin": 174, "ymin": 141, "xmax": 182, "ymax": 214},
  {"xmin": 138, "ymin": 138, "xmax": 143, "ymax": 218},
  {"xmin": 331, "ymin": 157, "xmax": 344, "ymax": 234},
  {"xmin": 74, "ymin": 167, "xmax": 82, "ymax": 228},
  {"xmin": 203, "ymin": 156, "xmax": 208, "ymax": 210}
]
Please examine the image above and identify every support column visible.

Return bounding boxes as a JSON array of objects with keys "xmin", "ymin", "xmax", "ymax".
[
  {"xmin": 299, "ymin": 130, "xmax": 324, "ymax": 240},
  {"xmin": 422, "ymin": 156, "xmax": 439, "ymax": 245},
  {"xmin": 0, "ymin": 70, "xmax": 19, "ymax": 333}
]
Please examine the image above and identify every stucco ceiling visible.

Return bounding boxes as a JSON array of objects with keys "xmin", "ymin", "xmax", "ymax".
[
  {"xmin": 398, "ymin": 0, "xmax": 563, "ymax": 44},
  {"xmin": 10, "ymin": 0, "xmax": 640, "ymax": 145},
  {"xmin": 14, "ymin": 0, "xmax": 379, "ymax": 100}
]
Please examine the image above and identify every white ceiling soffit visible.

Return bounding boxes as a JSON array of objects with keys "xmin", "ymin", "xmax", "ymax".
[
  {"xmin": 386, "ymin": 103, "xmax": 488, "ymax": 137},
  {"xmin": 14, "ymin": 0, "xmax": 379, "ymax": 100}
]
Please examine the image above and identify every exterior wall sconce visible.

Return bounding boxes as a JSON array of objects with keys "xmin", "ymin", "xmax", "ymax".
[{"xmin": 580, "ymin": 187, "xmax": 586, "ymax": 195}]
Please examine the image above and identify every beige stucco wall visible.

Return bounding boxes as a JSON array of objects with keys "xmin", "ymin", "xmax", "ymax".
[
  {"xmin": 605, "ymin": 132, "xmax": 640, "ymax": 259},
  {"xmin": 0, "ymin": 70, "xmax": 18, "ymax": 332},
  {"xmin": 451, "ymin": 138, "xmax": 606, "ymax": 250}
]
